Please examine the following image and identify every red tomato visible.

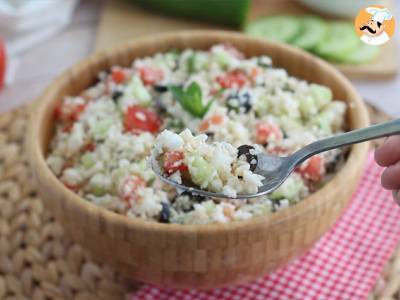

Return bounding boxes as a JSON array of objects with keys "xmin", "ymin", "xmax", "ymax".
[
  {"xmin": 249, "ymin": 67, "xmax": 262, "ymax": 83},
  {"xmin": 54, "ymin": 102, "xmax": 87, "ymax": 122},
  {"xmin": 216, "ymin": 69, "xmax": 247, "ymax": 89},
  {"xmin": 64, "ymin": 182, "xmax": 80, "ymax": 193},
  {"xmin": 0, "ymin": 39, "xmax": 5, "ymax": 90},
  {"xmin": 83, "ymin": 142, "xmax": 96, "ymax": 152},
  {"xmin": 255, "ymin": 122, "xmax": 283, "ymax": 144},
  {"xmin": 124, "ymin": 105, "xmax": 162, "ymax": 134},
  {"xmin": 198, "ymin": 114, "xmax": 224, "ymax": 132},
  {"xmin": 198, "ymin": 120, "xmax": 210, "ymax": 132},
  {"xmin": 137, "ymin": 66, "xmax": 163, "ymax": 86},
  {"xmin": 298, "ymin": 155, "xmax": 325, "ymax": 182},
  {"xmin": 62, "ymin": 123, "xmax": 74, "ymax": 133},
  {"xmin": 119, "ymin": 176, "xmax": 145, "ymax": 206},
  {"xmin": 163, "ymin": 151, "xmax": 188, "ymax": 175},
  {"xmin": 111, "ymin": 69, "xmax": 127, "ymax": 84}
]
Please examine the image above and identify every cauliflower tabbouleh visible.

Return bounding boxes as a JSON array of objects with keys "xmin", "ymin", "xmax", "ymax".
[
  {"xmin": 153, "ymin": 129, "xmax": 265, "ymax": 198},
  {"xmin": 47, "ymin": 44, "xmax": 346, "ymax": 224}
]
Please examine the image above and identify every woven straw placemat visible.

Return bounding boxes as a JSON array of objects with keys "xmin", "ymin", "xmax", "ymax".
[{"xmin": 0, "ymin": 103, "xmax": 395, "ymax": 299}]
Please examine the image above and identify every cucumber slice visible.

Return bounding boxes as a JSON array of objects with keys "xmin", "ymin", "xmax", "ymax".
[
  {"xmin": 339, "ymin": 41, "xmax": 380, "ymax": 65},
  {"xmin": 245, "ymin": 16, "xmax": 302, "ymax": 43},
  {"xmin": 314, "ymin": 22, "xmax": 359, "ymax": 61},
  {"xmin": 291, "ymin": 17, "xmax": 328, "ymax": 50}
]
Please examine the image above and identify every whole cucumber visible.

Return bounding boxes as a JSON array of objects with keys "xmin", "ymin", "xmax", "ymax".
[{"xmin": 134, "ymin": 0, "xmax": 251, "ymax": 28}]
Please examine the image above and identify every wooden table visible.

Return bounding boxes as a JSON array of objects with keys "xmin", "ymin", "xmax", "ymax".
[{"xmin": 0, "ymin": 0, "xmax": 399, "ymax": 117}]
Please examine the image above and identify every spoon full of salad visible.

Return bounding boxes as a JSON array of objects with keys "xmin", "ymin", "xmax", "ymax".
[{"xmin": 151, "ymin": 119, "xmax": 400, "ymax": 199}]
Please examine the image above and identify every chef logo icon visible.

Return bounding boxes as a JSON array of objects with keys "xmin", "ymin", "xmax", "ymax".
[{"xmin": 355, "ymin": 5, "xmax": 395, "ymax": 46}]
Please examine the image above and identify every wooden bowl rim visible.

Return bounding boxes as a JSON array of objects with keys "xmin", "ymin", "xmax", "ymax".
[{"xmin": 27, "ymin": 30, "xmax": 370, "ymax": 234}]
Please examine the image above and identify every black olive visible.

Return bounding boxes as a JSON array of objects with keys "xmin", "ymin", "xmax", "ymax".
[
  {"xmin": 111, "ymin": 90, "xmax": 123, "ymax": 102},
  {"xmin": 205, "ymin": 132, "xmax": 215, "ymax": 138},
  {"xmin": 237, "ymin": 145, "xmax": 258, "ymax": 172},
  {"xmin": 154, "ymin": 84, "xmax": 168, "ymax": 93},
  {"xmin": 159, "ymin": 202, "xmax": 170, "ymax": 223},
  {"xmin": 180, "ymin": 191, "xmax": 206, "ymax": 203},
  {"xmin": 226, "ymin": 91, "xmax": 252, "ymax": 114},
  {"xmin": 326, "ymin": 153, "xmax": 343, "ymax": 173}
]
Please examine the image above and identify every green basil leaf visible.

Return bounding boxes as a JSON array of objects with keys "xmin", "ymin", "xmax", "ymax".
[
  {"xmin": 168, "ymin": 81, "xmax": 213, "ymax": 118},
  {"xmin": 201, "ymin": 99, "xmax": 214, "ymax": 118}
]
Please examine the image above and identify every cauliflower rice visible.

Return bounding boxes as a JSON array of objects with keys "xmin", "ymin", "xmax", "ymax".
[{"xmin": 46, "ymin": 44, "xmax": 346, "ymax": 224}]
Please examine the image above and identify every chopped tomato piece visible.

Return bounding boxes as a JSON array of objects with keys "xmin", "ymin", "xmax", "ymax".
[
  {"xmin": 64, "ymin": 182, "xmax": 80, "ymax": 193},
  {"xmin": 137, "ymin": 66, "xmax": 164, "ymax": 86},
  {"xmin": 255, "ymin": 122, "xmax": 283, "ymax": 145},
  {"xmin": 199, "ymin": 120, "xmax": 210, "ymax": 132},
  {"xmin": 54, "ymin": 102, "xmax": 87, "ymax": 123},
  {"xmin": 210, "ymin": 114, "xmax": 224, "ymax": 125},
  {"xmin": 249, "ymin": 67, "xmax": 262, "ymax": 83},
  {"xmin": 223, "ymin": 205, "xmax": 234, "ymax": 218},
  {"xmin": 198, "ymin": 114, "xmax": 224, "ymax": 132},
  {"xmin": 111, "ymin": 69, "xmax": 127, "ymax": 84},
  {"xmin": 62, "ymin": 123, "xmax": 74, "ymax": 133},
  {"xmin": 84, "ymin": 142, "xmax": 96, "ymax": 152},
  {"xmin": 163, "ymin": 151, "xmax": 188, "ymax": 175},
  {"xmin": 124, "ymin": 105, "xmax": 162, "ymax": 134},
  {"xmin": 298, "ymin": 155, "xmax": 325, "ymax": 182},
  {"xmin": 216, "ymin": 69, "xmax": 247, "ymax": 89},
  {"xmin": 120, "ymin": 176, "xmax": 145, "ymax": 206}
]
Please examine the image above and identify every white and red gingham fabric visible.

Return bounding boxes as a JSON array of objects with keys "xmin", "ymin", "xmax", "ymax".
[{"xmin": 131, "ymin": 152, "xmax": 400, "ymax": 300}]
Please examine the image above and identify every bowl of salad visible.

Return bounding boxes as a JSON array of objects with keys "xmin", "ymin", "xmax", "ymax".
[{"xmin": 27, "ymin": 31, "xmax": 369, "ymax": 289}]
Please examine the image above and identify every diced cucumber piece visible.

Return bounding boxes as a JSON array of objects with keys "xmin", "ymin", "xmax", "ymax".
[
  {"xmin": 91, "ymin": 186, "xmax": 108, "ymax": 197},
  {"xmin": 81, "ymin": 153, "xmax": 96, "ymax": 169},
  {"xmin": 189, "ymin": 155, "xmax": 214, "ymax": 186},
  {"xmin": 313, "ymin": 112, "xmax": 333, "ymax": 135},
  {"xmin": 339, "ymin": 41, "xmax": 380, "ymax": 64},
  {"xmin": 254, "ymin": 94, "xmax": 270, "ymax": 116},
  {"xmin": 91, "ymin": 119, "xmax": 113, "ymax": 140},
  {"xmin": 309, "ymin": 84, "xmax": 332, "ymax": 109},
  {"xmin": 270, "ymin": 176, "xmax": 305, "ymax": 203},
  {"xmin": 120, "ymin": 76, "xmax": 151, "ymax": 110},
  {"xmin": 299, "ymin": 95, "xmax": 317, "ymax": 117},
  {"xmin": 89, "ymin": 174, "xmax": 109, "ymax": 196},
  {"xmin": 291, "ymin": 17, "xmax": 328, "ymax": 50},
  {"xmin": 314, "ymin": 22, "xmax": 359, "ymax": 61},
  {"xmin": 202, "ymin": 200, "xmax": 216, "ymax": 214},
  {"xmin": 245, "ymin": 16, "xmax": 302, "ymax": 43}
]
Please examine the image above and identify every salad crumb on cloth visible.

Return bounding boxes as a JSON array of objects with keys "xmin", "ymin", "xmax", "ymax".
[
  {"xmin": 153, "ymin": 129, "xmax": 265, "ymax": 198},
  {"xmin": 46, "ymin": 44, "xmax": 346, "ymax": 224}
]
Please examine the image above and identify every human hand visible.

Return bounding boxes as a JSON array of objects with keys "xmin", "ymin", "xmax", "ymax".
[{"xmin": 375, "ymin": 136, "xmax": 400, "ymax": 205}]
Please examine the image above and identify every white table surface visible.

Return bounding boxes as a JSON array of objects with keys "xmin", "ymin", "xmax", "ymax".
[{"xmin": 0, "ymin": 0, "xmax": 399, "ymax": 116}]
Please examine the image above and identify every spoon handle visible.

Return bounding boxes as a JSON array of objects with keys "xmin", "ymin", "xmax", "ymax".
[{"xmin": 291, "ymin": 119, "xmax": 400, "ymax": 164}]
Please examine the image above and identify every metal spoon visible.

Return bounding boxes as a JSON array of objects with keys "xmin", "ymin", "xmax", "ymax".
[{"xmin": 151, "ymin": 119, "xmax": 400, "ymax": 199}]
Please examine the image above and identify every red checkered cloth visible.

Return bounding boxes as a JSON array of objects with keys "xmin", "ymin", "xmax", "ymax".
[{"xmin": 131, "ymin": 152, "xmax": 400, "ymax": 300}]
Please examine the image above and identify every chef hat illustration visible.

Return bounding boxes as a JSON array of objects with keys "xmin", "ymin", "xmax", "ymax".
[{"xmin": 366, "ymin": 7, "xmax": 393, "ymax": 24}]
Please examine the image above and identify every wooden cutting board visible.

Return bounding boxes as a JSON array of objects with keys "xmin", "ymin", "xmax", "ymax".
[{"xmin": 95, "ymin": 0, "xmax": 397, "ymax": 79}]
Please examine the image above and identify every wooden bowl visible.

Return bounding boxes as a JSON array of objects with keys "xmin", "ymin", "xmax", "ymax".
[{"xmin": 27, "ymin": 31, "xmax": 370, "ymax": 289}]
